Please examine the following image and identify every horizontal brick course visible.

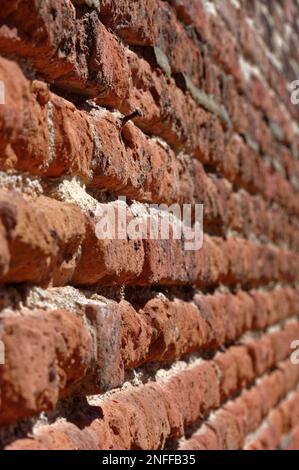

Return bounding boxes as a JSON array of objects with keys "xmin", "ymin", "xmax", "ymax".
[
  {"xmin": 0, "ymin": 188, "xmax": 298, "ymax": 288},
  {"xmin": 5, "ymin": 357, "xmax": 299, "ymax": 450},
  {"xmin": 0, "ymin": 190, "xmax": 85, "ymax": 285},
  {"xmin": 0, "ymin": 309, "xmax": 93, "ymax": 425},
  {"xmin": 281, "ymin": 424, "xmax": 299, "ymax": 450},
  {"xmin": 180, "ymin": 368, "xmax": 299, "ymax": 450},
  {"xmin": 0, "ymin": 285, "xmax": 298, "ymax": 426},
  {"xmin": 98, "ymin": 0, "xmax": 299, "ymax": 154},
  {"xmin": 245, "ymin": 390, "xmax": 299, "ymax": 450},
  {"xmin": 2, "ymin": 54, "xmax": 299, "ymax": 224}
]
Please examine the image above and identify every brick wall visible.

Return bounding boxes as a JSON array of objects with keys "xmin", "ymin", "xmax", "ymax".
[{"xmin": 0, "ymin": 0, "xmax": 299, "ymax": 450}]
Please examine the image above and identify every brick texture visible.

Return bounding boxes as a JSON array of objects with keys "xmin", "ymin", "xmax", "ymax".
[{"xmin": 0, "ymin": 0, "xmax": 299, "ymax": 451}]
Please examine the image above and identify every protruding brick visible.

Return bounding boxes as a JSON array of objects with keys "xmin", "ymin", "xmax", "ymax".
[
  {"xmin": 0, "ymin": 191, "xmax": 85, "ymax": 285},
  {"xmin": 0, "ymin": 309, "xmax": 93, "ymax": 425}
]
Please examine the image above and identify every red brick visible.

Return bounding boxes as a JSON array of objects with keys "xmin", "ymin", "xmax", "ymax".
[
  {"xmin": 206, "ymin": 12, "xmax": 242, "ymax": 84},
  {"xmin": 0, "ymin": 56, "xmax": 96, "ymax": 178},
  {"xmin": 107, "ymin": 384, "xmax": 171, "ymax": 450},
  {"xmin": 139, "ymin": 234, "xmax": 198, "ymax": 286},
  {"xmin": 73, "ymin": 205, "xmax": 145, "ymax": 285},
  {"xmin": 245, "ymin": 409, "xmax": 284, "ymax": 450},
  {"xmin": 4, "ymin": 355, "xmax": 299, "ymax": 450},
  {"xmin": 119, "ymin": 300, "xmax": 152, "ymax": 369},
  {"xmin": 0, "ymin": 0, "xmax": 299, "ymax": 453},
  {"xmin": 100, "ymin": 0, "xmax": 204, "ymax": 89},
  {"xmin": 0, "ymin": 0, "xmax": 90, "ymax": 93},
  {"xmin": 0, "ymin": 221, "xmax": 9, "ymax": 277},
  {"xmin": 244, "ymin": 335, "xmax": 275, "ymax": 376},
  {"xmin": 224, "ymin": 397, "xmax": 250, "ymax": 444},
  {"xmin": 167, "ymin": 0, "xmax": 207, "ymax": 37},
  {"xmin": 2, "ymin": 32, "xmax": 299, "ymax": 224},
  {"xmin": 180, "ymin": 425, "xmax": 220, "ymax": 450},
  {"xmin": 0, "ymin": 0, "xmax": 132, "ymax": 103},
  {"xmin": 229, "ymin": 345, "xmax": 254, "ymax": 388},
  {"xmin": 241, "ymin": 388, "xmax": 263, "ymax": 433},
  {"xmin": 1, "ymin": 286, "xmax": 295, "ymax": 430},
  {"xmin": 0, "ymin": 309, "xmax": 93, "ymax": 425},
  {"xmin": 0, "ymin": 58, "xmax": 50, "ymax": 173},
  {"xmin": 46, "ymin": 94, "xmax": 94, "ymax": 178},
  {"xmin": 214, "ymin": 351, "xmax": 238, "ymax": 400},
  {"xmin": 141, "ymin": 297, "xmax": 207, "ymax": 361},
  {"xmin": 0, "ymin": 191, "xmax": 85, "ymax": 285},
  {"xmin": 193, "ymin": 294, "xmax": 225, "ymax": 349},
  {"xmin": 278, "ymin": 362, "xmax": 299, "ymax": 394},
  {"xmin": 270, "ymin": 323, "xmax": 299, "ymax": 363},
  {"xmin": 100, "ymin": 0, "xmax": 159, "ymax": 46},
  {"xmin": 91, "ymin": 114, "xmax": 194, "ymax": 205},
  {"xmin": 83, "ymin": 300, "xmax": 124, "ymax": 393},
  {"xmin": 257, "ymin": 370, "xmax": 286, "ymax": 417},
  {"xmin": 214, "ymin": 0, "xmax": 240, "ymax": 34},
  {"xmin": 249, "ymin": 291, "xmax": 269, "ymax": 330},
  {"xmin": 165, "ymin": 362, "xmax": 220, "ymax": 426},
  {"xmin": 7, "ymin": 421, "xmax": 98, "ymax": 450},
  {"xmin": 283, "ymin": 426, "xmax": 299, "ymax": 450},
  {"xmin": 207, "ymin": 410, "xmax": 242, "ymax": 450}
]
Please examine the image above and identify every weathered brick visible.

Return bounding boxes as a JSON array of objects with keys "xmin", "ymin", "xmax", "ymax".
[
  {"xmin": 244, "ymin": 335, "xmax": 275, "ymax": 376},
  {"xmin": 193, "ymin": 294, "xmax": 225, "ymax": 349},
  {"xmin": 0, "ymin": 57, "xmax": 93, "ymax": 178},
  {"xmin": 166, "ymin": 0, "xmax": 207, "ymax": 38},
  {"xmin": 0, "ymin": 309, "xmax": 93, "ymax": 425},
  {"xmin": 102, "ymin": 383, "xmax": 172, "ymax": 449},
  {"xmin": 0, "ymin": 58, "xmax": 50, "ymax": 173},
  {"xmin": 7, "ymin": 420, "xmax": 99, "ymax": 450},
  {"xmin": 257, "ymin": 370, "xmax": 286, "ymax": 417},
  {"xmin": 72, "ymin": 204, "xmax": 145, "ymax": 285},
  {"xmin": 0, "ymin": 0, "xmax": 90, "ymax": 92},
  {"xmin": 140, "ymin": 296, "xmax": 207, "ymax": 362},
  {"xmin": 229, "ymin": 346, "xmax": 254, "ymax": 388},
  {"xmin": 214, "ymin": 351, "xmax": 238, "ymax": 400},
  {"xmin": 119, "ymin": 300, "xmax": 152, "ymax": 369},
  {"xmin": 100, "ymin": 0, "xmax": 205, "ymax": 89},
  {"xmin": 165, "ymin": 361, "xmax": 220, "ymax": 427},
  {"xmin": 282, "ymin": 424, "xmax": 299, "ymax": 450},
  {"xmin": 179, "ymin": 425, "xmax": 220, "ymax": 450},
  {"xmin": 246, "ymin": 409, "xmax": 284, "ymax": 450},
  {"xmin": 246, "ymin": 389, "xmax": 299, "ymax": 450},
  {"xmin": 0, "ymin": 221, "xmax": 9, "ymax": 277},
  {"xmin": 4, "ymin": 354, "xmax": 299, "ymax": 449},
  {"xmin": 0, "ymin": 190, "xmax": 85, "ymax": 285},
  {"xmin": 181, "ymin": 357, "xmax": 299, "ymax": 451},
  {"xmin": 207, "ymin": 410, "xmax": 242, "ymax": 450},
  {"xmin": 46, "ymin": 94, "xmax": 94, "ymax": 178},
  {"xmin": 1, "ymin": 268, "xmax": 297, "ymax": 427},
  {"xmin": 2, "ymin": 43, "xmax": 299, "ymax": 227},
  {"xmin": 241, "ymin": 388, "xmax": 264, "ymax": 434},
  {"xmin": 223, "ymin": 398, "xmax": 250, "ymax": 444},
  {"xmin": 83, "ymin": 300, "xmax": 124, "ymax": 393}
]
